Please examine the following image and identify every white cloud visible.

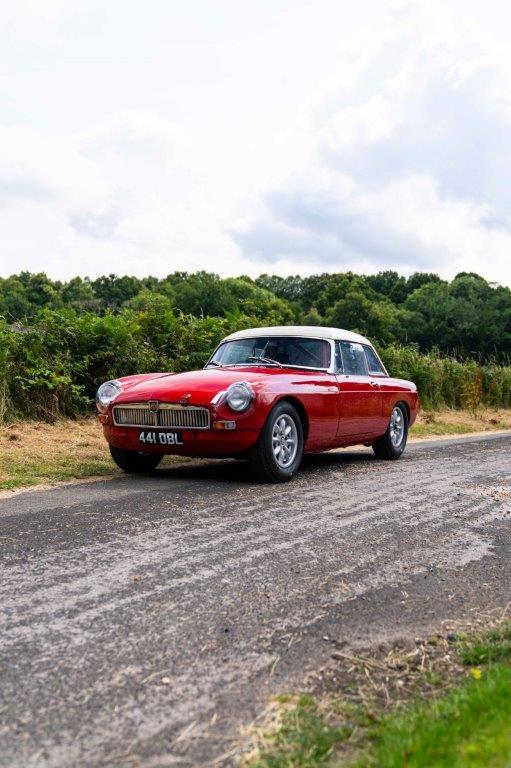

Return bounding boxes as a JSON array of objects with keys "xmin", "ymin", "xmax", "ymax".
[
  {"xmin": 0, "ymin": 126, "xmax": 107, "ymax": 206},
  {"xmin": 320, "ymin": 96, "xmax": 398, "ymax": 151},
  {"xmin": 0, "ymin": 109, "xmax": 238, "ymax": 277},
  {"xmin": 1, "ymin": 0, "xmax": 511, "ymax": 284},
  {"xmin": 235, "ymin": 1, "xmax": 511, "ymax": 285}
]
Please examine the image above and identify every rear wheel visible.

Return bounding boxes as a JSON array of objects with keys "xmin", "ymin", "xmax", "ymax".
[
  {"xmin": 109, "ymin": 446, "xmax": 163, "ymax": 473},
  {"xmin": 248, "ymin": 401, "xmax": 304, "ymax": 483},
  {"xmin": 372, "ymin": 403, "xmax": 408, "ymax": 460}
]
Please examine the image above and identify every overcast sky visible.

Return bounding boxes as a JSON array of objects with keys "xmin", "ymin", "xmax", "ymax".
[{"xmin": 2, "ymin": 0, "xmax": 511, "ymax": 284}]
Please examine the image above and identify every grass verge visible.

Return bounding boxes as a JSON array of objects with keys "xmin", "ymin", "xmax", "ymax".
[
  {"xmin": 0, "ymin": 417, "xmax": 118, "ymax": 490},
  {"xmin": 244, "ymin": 617, "xmax": 511, "ymax": 768},
  {"xmin": 410, "ymin": 407, "xmax": 511, "ymax": 438},
  {"xmin": 351, "ymin": 665, "xmax": 511, "ymax": 768}
]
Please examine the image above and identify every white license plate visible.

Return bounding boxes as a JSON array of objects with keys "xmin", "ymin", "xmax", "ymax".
[{"xmin": 139, "ymin": 430, "xmax": 183, "ymax": 446}]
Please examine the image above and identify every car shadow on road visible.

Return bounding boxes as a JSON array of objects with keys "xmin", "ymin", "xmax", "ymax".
[{"xmin": 149, "ymin": 449, "xmax": 377, "ymax": 486}]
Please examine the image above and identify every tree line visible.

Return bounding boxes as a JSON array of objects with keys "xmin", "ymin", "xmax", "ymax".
[
  {"xmin": 3, "ymin": 268, "xmax": 511, "ymax": 359},
  {"xmin": 1, "ymin": 269, "xmax": 511, "ymax": 420}
]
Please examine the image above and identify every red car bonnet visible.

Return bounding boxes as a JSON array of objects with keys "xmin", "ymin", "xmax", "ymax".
[{"xmin": 113, "ymin": 367, "xmax": 285, "ymax": 405}]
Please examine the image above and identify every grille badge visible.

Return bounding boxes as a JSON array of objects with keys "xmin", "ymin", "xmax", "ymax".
[
  {"xmin": 179, "ymin": 394, "xmax": 191, "ymax": 406},
  {"xmin": 148, "ymin": 400, "xmax": 159, "ymax": 412}
]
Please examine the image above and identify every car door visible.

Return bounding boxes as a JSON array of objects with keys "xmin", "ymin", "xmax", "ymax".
[
  {"xmin": 362, "ymin": 344, "xmax": 390, "ymax": 433},
  {"xmin": 335, "ymin": 340, "xmax": 383, "ymax": 438}
]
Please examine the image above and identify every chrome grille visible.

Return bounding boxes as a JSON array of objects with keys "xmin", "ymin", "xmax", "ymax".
[{"xmin": 113, "ymin": 404, "xmax": 210, "ymax": 429}]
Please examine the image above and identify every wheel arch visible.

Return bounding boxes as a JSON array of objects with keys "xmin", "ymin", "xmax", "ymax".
[
  {"xmin": 394, "ymin": 399, "xmax": 411, "ymax": 423},
  {"xmin": 275, "ymin": 395, "xmax": 310, "ymax": 443}
]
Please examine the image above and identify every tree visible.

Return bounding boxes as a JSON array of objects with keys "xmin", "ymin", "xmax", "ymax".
[
  {"xmin": 402, "ymin": 274, "xmax": 511, "ymax": 358},
  {"xmin": 255, "ymin": 274, "xmax": 304, "ymax": 302},
  {"xmin": 365, "ymin": 270, "xmax": 408, "ymax": 304},
  {"xmin": 0, "ymin": 273, "xmax": 62, "ymax": 321},
  {"xmin": 170, "ymin": 272, "xmax": 235, "ymax": 316},
  {"xmin": 0, "ymin": 276, "xmax": 33, "ymax": 321},
  {"xmin": 123, "ymin": 290, "xmax": 174, "ymax": 314},
  {"xmin": 223, "ymin": 278, "xmax": 294, "ymax": 322},
  {"xmin": 325, "ymin": 291, "xmax": 401, "ymax": 344},
  {"xmin": 61, "ymin": 277, "xmax": 100, "ymax": 312},
  {"xmin": 405, "ymin": 272, "xmax": 443, "ymax": 295},
  {"xmin": 17, "ymin": 272, "xmax": 61, "ymax": 310},
  {"xmin": 300, "ymin": 307, "xmax": 323, "ymax": 326},
  {"xmin": 91, "ymin": 274, "xmax": 143, "ymax": 310}
]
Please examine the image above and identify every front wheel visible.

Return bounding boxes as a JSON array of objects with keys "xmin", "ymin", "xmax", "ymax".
[
  {"xmin": 372, "ymin": 403, "xmax": 408, "ymax": 460},
  {"xmin": 248, "ymin": 402, "xmax": 304, "ymax": 483},
  {"xmin": 109, "ymin": 446, "xmax": 163, "ymax": 474}
]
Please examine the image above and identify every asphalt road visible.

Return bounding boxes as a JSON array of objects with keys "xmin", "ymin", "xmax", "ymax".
[{"xmin": 1, "ymin": 433, "xmax": 511, "ymax": 767}]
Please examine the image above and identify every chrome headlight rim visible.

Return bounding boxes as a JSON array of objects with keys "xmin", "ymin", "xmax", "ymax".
[
  {"xmin": 224, "ymin": 381, "xmax": 255, "ymax": 413},
  {"xmin": 96, "ymin": 380, "xmax": 121, "ymax": 411}
]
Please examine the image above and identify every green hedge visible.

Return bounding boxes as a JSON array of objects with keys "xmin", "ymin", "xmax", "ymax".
[
  {"xmin": 2, "ymin": 310, "xmax": 511, "ymax": 420},
  {"xmin": 0, "ymin": 309, "xmax": 251, "ymax": 420},
  {"xmin": 379, "ymin": 344, "xmax": 511, "ymax": 410}
]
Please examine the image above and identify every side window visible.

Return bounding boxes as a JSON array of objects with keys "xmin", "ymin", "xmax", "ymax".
[
  {"xmin": 364, "ymin": 346, "xmax": 386, "ymax": 376},
  {"xmin": 338, "ymin": 341, "xmax": 368, "ymax": 375}
]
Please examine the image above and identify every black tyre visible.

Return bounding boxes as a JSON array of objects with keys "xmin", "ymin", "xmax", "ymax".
[
  {"xmin": 248, "ymin": 401, "xmax": 304, "ymax": 483},
  {"xmin": 372, "ymin": 403, "xmax": 408, "ymax": 460},
  {"xmin": 109, "ymin": 446, "xmax": 163, "ymax": 473}
]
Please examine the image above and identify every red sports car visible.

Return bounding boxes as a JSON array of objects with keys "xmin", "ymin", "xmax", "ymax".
[{"xmin": 96, "ymin": 326, "xmax": 419, "ymax": 482}]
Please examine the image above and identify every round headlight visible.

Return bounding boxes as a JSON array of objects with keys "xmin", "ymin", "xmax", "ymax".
[
  {"xmin": 96, "ymin": 380, "xmax": 121, "ymax": 410},
  {"xmin": 225, "ymin": 382, "xmax": 254, "ymax": 412}
]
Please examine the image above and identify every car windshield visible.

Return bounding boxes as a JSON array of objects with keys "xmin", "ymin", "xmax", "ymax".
[{"xmin": 207, "ymin": 336, "xmax": 331, "ymax": 370}]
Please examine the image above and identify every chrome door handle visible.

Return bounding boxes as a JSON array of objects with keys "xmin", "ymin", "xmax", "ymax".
[{"xmin": 370, "ymin": 382, "xmax": 381, "ymax": 389}]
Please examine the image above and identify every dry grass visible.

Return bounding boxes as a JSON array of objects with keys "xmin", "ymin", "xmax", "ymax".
[
  {"xmin": 411, "ymin": 407, "xmax": 511, "ymax": 438},
  {"xmin": 0, "ymin": 417, "xmax": 117, "ymax": 491}
]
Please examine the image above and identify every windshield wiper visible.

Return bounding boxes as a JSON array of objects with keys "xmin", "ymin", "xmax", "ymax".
[
  {"xmin": 246, "ymin": 356, "xmax": 283, "ymax": 368},
  {"xmin": 207, "ymin": 358, "xmax": 283, "ymax": 368}
]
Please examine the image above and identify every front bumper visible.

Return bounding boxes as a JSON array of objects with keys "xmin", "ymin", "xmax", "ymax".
[{"xmin": 102, "ymin": 423, "xmax": 260, "ymax": 458}]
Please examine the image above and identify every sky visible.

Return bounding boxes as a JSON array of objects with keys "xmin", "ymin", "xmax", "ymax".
[{"xmin": 2, "ymin": 0, "xmax": 511, "ymax": 284}]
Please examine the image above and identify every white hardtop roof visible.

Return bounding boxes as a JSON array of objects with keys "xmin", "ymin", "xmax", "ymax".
[{"xmin": 223, "ymin": 326, "xmax": 372, "ymax": 345}]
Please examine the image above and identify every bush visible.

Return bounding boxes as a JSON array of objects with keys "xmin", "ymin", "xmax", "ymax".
[
  {"xmin": 379, "ymin": 344, "xmax": 511, "ymax": 410},
  {"xmin": 2, "ymin": 308, "xmax": 262, "ymax": 420},
  {"xmin": 2, "ymin": 318, "xmax": 88, "ymax": 420},
  {"xmin": 4, "ymin": 312, "xmax": 511, "ymax": 421}
]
